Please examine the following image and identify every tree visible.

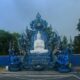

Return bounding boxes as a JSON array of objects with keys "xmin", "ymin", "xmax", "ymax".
[
  {"xmin": 73, "ymin": 19, "xmax": 80, "ymax": 53},
  {"xmin": 0, "ymin": 30, "xmax": 20, "ymax": 55},
  {"xmin": 44, "ymin": 25, "xmax": 60, "ymax": 51},
  {"xmin": 0, "ymin": 30, "xmax": 12, "ymax": 55},
  {"xmin": 77, "ymin": 19, "xmax": 80, "ymax": 32},
  {"xmin": 11, "ymin": 32, "xmax": 20, "ymax": 54},
  {"xmin": 60, "ymin": 36, "xmax": 68, "ymax": 50},
  {"xmin": 73, "ymin": 35, "xmax": 80, "ymax": 53}
]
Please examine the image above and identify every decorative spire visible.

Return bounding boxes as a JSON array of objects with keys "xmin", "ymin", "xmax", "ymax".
[
  {"xmin": 36, "ymin": 12, "xmax": 41, "ymax": 19},
  {"xmin": 30, "ymin": 12, "xmax": 48, "ymax": 30}
]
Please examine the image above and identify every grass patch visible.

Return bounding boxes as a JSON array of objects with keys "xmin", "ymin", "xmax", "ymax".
[{"xmin": 0, "ymin": 67, "xmax": 5, "ymax": 72}]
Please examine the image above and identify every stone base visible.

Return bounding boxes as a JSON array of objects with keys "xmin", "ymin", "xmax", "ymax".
[{"xmin": 23, "ymin": 53, "xmax": 52, "ymax": 70}]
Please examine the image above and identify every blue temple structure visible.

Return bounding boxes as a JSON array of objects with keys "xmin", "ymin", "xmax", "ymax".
[{"xmin": 8, "ymin": 13, "xmax": 72, "ymax": 72}]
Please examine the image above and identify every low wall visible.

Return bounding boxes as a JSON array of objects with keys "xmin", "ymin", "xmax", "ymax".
[
  {"xmin": 70, "ymin": 54, "xmax": 80, "ymax": 66},
  {"xmin": 0, "ymin": 54, "xmax": 80, "ymax": 67},
  {"xmin": 0, "ymin": 56, "xmax": 9, "ymax": 66}
]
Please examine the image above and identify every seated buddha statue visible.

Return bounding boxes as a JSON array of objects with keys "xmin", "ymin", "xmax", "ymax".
[{"xmin": 30, "ymin": 31, "xmax": 48, "ymax": 54}]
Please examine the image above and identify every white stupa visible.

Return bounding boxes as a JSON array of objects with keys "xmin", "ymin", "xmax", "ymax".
[{"xmin": 30, "ymin": 31, "xmax": 48, "ymax": 54}]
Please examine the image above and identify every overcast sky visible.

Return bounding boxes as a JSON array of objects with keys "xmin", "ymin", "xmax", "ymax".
[{"xmin": 0, "ymin": 0, "xmax": 80, "ymax": 40}]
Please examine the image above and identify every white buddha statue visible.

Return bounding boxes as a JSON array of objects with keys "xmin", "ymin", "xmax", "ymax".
[{"xmin": 30, "ymin": 31, "xmax": 48, "ymax": 54}]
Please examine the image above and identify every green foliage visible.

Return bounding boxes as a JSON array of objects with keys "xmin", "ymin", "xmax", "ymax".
[
  {"xmin": 73, "ymin": 19, "xmax": 80, "ymax": 54},
  {"xmin": 73, "ymin": 34, "xmax": 80, "ymax": 53},
  {"xmin": 0, "ymin": 30, "xmax": 20, "ymax": 55},
  {"xmin": 0, "ymin": 30, "xmax": 12, "ymax": 55},
  {"xmin": 77, "ymin": 19, "xmax": 80, "ymax": 32},
  {"xmin": 44, "ymin": 25, "xmax": 58, "ymax": 51},
  {"xmin": 61, "ymin": 36, "xmax": 68, "ymax": 50},
  {"xmin": 44, "ymin": 25, "xmax": 53, "ymax": 37},
  {"xmin": 12, "ymin": 32, "xmax": 20, "ymax": 39},
  {"xmin": 11, "ymin": 32, "xmax": 20, "ymax": 54}
]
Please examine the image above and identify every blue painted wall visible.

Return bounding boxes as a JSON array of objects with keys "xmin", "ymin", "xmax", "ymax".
[
  {"xmin": 0, "ymin": 54, "xmax": 80, "ymax": 66},
  {"xmin": 70, "ymin": 54, "xmax": 80, "ymax": 66},
  {"xmin": 0, "ymin": 56, "xmax": 9, "ymax": 66}
]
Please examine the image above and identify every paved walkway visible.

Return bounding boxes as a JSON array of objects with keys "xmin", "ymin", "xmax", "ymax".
[{"xmin": 0, "ymin": 71, "xmax": 80, "ymax": 80}]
